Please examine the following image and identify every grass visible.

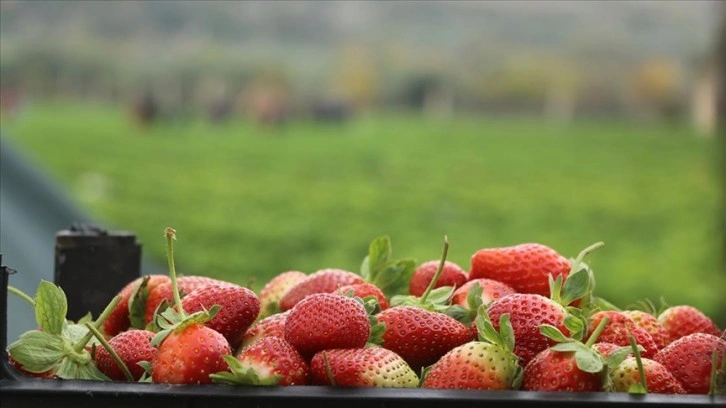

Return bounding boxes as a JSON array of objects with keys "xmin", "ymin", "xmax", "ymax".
[{"xmin": 2, "ymin": 101, "xmax": 724, "ymax": 326}]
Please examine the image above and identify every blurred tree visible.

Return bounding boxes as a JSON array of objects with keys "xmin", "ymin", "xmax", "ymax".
[{"xmin": 630, "ymin": 58, "xmax": 685, "ymax": 121}]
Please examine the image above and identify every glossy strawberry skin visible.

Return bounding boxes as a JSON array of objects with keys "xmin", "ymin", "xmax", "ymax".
[
  {"xmin": 181, "ymin": 283, "xmax": 260, "ymax": 350},
  {"xmin": 151, "ymin": 323, "xmax": 231, "ymax": 384},
  {"xmin": 284, "ymin": 293, "xmax": 370, "ymax": 359},
  {"xmin": 144, "ymin": 276, "xmax": 231, "ymax": 325},
  {"xmin": 337, "ymin": 282, "xmax": 390, "ymax": 310},
  {"xmin": 241, "ymin": 310, "xmax": 290, "ymax": 350},
  {"xmin": 469, "ymin": 243, "xmax": 571, "ymax": 297},
  {"xmin": 522, "ymin": 349, "xmax": 605, "ymax": 392},
  {"xmin": 408, "ymin": 260, "xmax": 468, "ymax": 297},
  {"xmin": 654, "ymin": 333, "xmax": 726, "ymax": 394},
  {"xmin": 451, "ymin": 278, "xmax": 516, "ymax": 308},
  {"xmin": 486, "ymin": 293, "xmax": 569, "ymax": 365},
  {"xmin": 377, "ymin": 306, "xmax": 475, "ymax": 372},
  {"xmin": 610, "ymin": 357, "xmax": 685, "ymax": 394},
  {"xmin": 94, "ymin": 329, "xmax": 156, "ymax": 381},
  {"xmin": 104, "ymin": 274, "xmax": 170, "ymax": 337},
  {"xmin": 588, "ymin": 311, "xmax": 659, "ymax": 359},
  {"xmin": 658, "ymin": 305, "xmax": 721, "ymax": 344},
  {"xmin": 258, "ymin": 271, "xmax": 307, "ymax": 318},
  {"xmin": 235, "ymin": 336, "xmax": 309, "ymax": 386},
  {"xmin": 622, "ymin": 310, "xmax": 670, "ymax": 350},
  {"xmin": 310, "ymin": 347, "xmax": 419, "ymax": 387},
  {"xmin": 279, "ymin": 269, "xmax": 364, "ymax": 312},
  {"xmin": 421, "ymin": 341, "xmax": 519, "ymax": 390}
]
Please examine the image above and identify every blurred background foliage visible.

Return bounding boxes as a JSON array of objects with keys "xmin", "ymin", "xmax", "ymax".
[{"xmin": 0, "ymin": 1, "xmax": 724, "ymax": 325}]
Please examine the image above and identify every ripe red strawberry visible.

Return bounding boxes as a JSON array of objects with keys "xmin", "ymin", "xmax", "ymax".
[
  {"xmin": 211, "ymin": 336, "xmax": 309, "ymax": 386},
  {"xmin": 588, "ymin": 311, "xmax": 659, "ymax": 359},
  {"xmin": 451, "ymin": 278, "xmax": 516, "ymax": 308},
  {"xmin": 658, "ymin": 305, "xmax": 721, "ymax": 343},
  {"xmin": 469, "ymin": 243, "xmax": 571, "ymax": 297},
  {"xmin": 408, "ymin": 260, "xmax": 468, "ymax": 297},
  {"xmin": 592, "ymin": 342, "xmax": 625, "ymax": 358},
  {"xmin": 241, "ymin": 310, "xmax": 290, "ymax": 350},
  {"xmin": 610, "ymin": 356, "xmax": 685, "ymax": 394},
  {"xmin": 522, "ymin": 348, "xmax": 606, "ymax": 391},
  {"xmin": 258, "ymin": 271, "xmax": 307, "ymax": 318},
  {"xmin": 486, "ymin": 293, "xmax": 570, "ymax": 365},
  {"xmin": 654, "ymin": 333, "xmax": 726, "ymax": 394},
  {"xmin": 144, "ymin": 275, "xmax": 231, "ymax": 325},
  {"xmin": 181, "ymin": 283, "xmax": 260, "ymax": 350},
  {"xmin": 310, "ymin": 347, "xmax": 419, "ymax": 387},
  {"xmin": 622, "ymin": 310, "xmax": 670, "ymax": 350},
  {"xmin": 284, "ymin": 293, "xmax": 371, "ymax": 359},
  {"xmin": 377, "ymin": 305, "xmax": 474, "ymax": 372},
  {"xmin": 337, "ymin": 282, "xmax": 390, "ymax": 310},
  {"xmin": 104, "ymin": 274, "xmax": 170, "ymax": 337},
  {"xmin": 152, "ymin": 322, "xmax": 231, "ymax": 384},
  {"xmin": 279, "ymin": 268, "xmax": 364, "ymax": 312},
  {"xmin": 94, "ymin": 329, "xmax": 156, "ymax": 381}
]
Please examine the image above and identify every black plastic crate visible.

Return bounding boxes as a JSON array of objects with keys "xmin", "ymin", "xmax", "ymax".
[{"xmin": 1, "ymin": 260, "xmax": 724, "ymax": 408}]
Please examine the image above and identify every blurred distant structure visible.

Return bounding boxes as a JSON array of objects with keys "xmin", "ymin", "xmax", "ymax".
[
  {"xmin": 131, "ymin": 87, "xmax": 160, "ymax": 127},
  {"xmin": 691, "ymin": 59, "xmax": 717, "ymax": 136}
]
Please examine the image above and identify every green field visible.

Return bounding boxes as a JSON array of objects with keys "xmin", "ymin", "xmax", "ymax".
[{"xmin": 2, "ymin": 102, "xmax": 724, "ymax": 326}]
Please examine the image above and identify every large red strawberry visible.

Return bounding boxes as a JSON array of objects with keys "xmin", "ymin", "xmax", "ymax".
[
  {"xmin": 104, "ymin": 274, "xmax": 170, "ymax": 337},
  {"xmin": 377, "ymin": 305, "xmax": 474, "ymax": 372},
  {"xmin": 451, "ymin": 278, "xmax": 516, "ymax": 308},
  {"xmin": 181, "ymin": 283, "xmax": 260, "ymax": 350},
  {"xmin": 279, "ymin": 268, "xmax": 364, "ymax": 312},
  {"xmin": 469, "ymin": 242, "xmax": 571, "ymax": 297},
  {"xmin": 658, "ymin": 305, "xmax": 721, "ymax": 343},
  {"xmin": 94, "ymin": 329, "xmax": 156, "ymax": 381},
  {"xmin": 622, "ymin": 310, "xmax": 670, "ymax": 350},
  {"xmin": 211, "ymin": 336, "xmax": 309, "ymax": 386},
  {"xmin": 241, "ymin": 310, "xmax": 290, "ymax": 350},
  {"xmin": 257, "ymin": 270, "xmax": 307, "ymax": 318},
  {"xmin": 284, "ymin": 293, "xmax": 373, "ymax": 359},
  {"xmin": 408, "ymin": 260, "xmax": 468, "ymax": 297},
  {"xmin": 144, "ymin": 275, "xmax": 232, "ymax": 325},
  {"xmin": 588, "ymin": 311, "xmax": 659, "ymax": 359},
  {"xmin": 609, "ymin": 356, "xmax": 685, "ymax": 394},
  {"xmin": 337, "ymin": 282, "xmax": 390, "ymax": 310},
  {"xmin": 522, "ymin": 348, "xmax": 606, "ymax": 391},
  {"xmin": 654, "ymin": 333, "xmax": 726, "ymax": 394},
  {"xmin": 310, "ymin": 347, "xmax": 419, "ymax": 387}
]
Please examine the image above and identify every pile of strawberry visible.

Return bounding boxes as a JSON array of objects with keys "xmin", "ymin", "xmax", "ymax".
[{"xmin": 6, "ymin": 228, "xmax": 725, "ymax": 396}]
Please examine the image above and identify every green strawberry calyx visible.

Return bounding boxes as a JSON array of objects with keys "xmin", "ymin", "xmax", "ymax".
[
  {"xmin": 360, "ymin": 235, "xmax": 417, "ymax": 300},
  {"xmin": 475, "ymin": 307, "xmax": 523, "ymax": 388},
  {"xmin": 210, "ymin": 355, "xmax": 283, "ymax": 386},
  {"xmin": 128, "ymin": 275, "xmax": 152, "ymax": 329},
  {"xmin": 445, "ymin": 281, "xmax": 484, "ymax": 326},
  {"xmin": 7, "ymin": 280, "xmax": 119, "ymax": 381},
  {"xmin": 540, "ymin": 316, "xmax": 610, "ymax": 374},
  {"xmin": 338, "ymin": 288, "xmax": 386, "ymax": 346}
]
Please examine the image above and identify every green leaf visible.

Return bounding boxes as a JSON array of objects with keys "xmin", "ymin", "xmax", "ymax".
[
  {"xmin": 512, "ymin": 365, "xmax": 524, "ymax": 390},
  {"xmin": 137, "ymin": 361, "xmax": 153, "ymax": 383},
  {"xmin": 604, "ymin": 346, "xmax": 633, "ymax": 369},
  {"xmin": 55, "ymin": 358, "xmax": 111, "ymax": 381},
  {"xmin": 129, "ymin": 276, "xmax": 151, "ymax": 329},
  {"xmin": 75, "ymin": 312, "xmax": 93, "ymax": 325},
  {"xmin": 362, "ymin": 236, "xmax": 392, "ymax": 281},
  {"xmin": 444, "ymin": 304, "xmax": 476, "ymax": 326},
  {"xmin": 550, "ymin": 342, "xmax": 582, "ymax": 353},
  {"xmin": 63, "ymin": 322, "xmax": 96, "ymax": 347},
  {"xmin": 591, "ymin": 296, "xmax": 622, "ymax": 312},
  {"xmin": 7, "ymin": 330, "xmax": 66, "ymax": 373},
  {"xmin": 376, "ymin": 259, "xmax": 417, "ymax": 299},
  {"xmin": 475, "ymin": 305, "xmax": 501, "ymax": 346},
  {"xmin": 466, "ymin": 282, "xmax": 484, "ymax": 310},
  {"xmin": 574, "ymin": 349, "xmax": 604, "ymax": 373},
  {"xmin": 35, "ymin": 280, "xmax": 68, "ymax": 335},
  {"xmin": 560, "ymin": 268, "xmax": 590, "ymax": 306},
  {"xmin": 499, "ymin": 314, "xmax": 515, "ymax": 353},
  {"xmin": 425, "ymin": 286, "xmax": 455, "ymax": 305},
  {"xmin": 563, "ymin": 314, "xmax": 586, "ymax": 341},
  {"xmin": 540, "ymin": 324, "xmax": 570, "ymax": 343}
]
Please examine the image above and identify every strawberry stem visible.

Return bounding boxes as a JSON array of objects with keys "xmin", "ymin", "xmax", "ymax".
[
  {"xmin": 7, "ymin": 285, "xmax": 36, "ymax": 307},
  {"xmin": 74, "ymin": 295, "xmax": 122, "ymax": 353},
  {"xmin": 322, "ymin": 351, "xmax": 337, "ymax": 386},
  {"xmin": 585, "ymin": 316, "xmax": 609, "ymax": 348},
  {"xmin": 419, "ymin": 235, "xmax": 449, "ymax": 304},
  {"xmin": 571, "ymin": 241, "xmax": 604, "ymax": 271},
  {"xmin": 165, "ymin": 227, "xmax": 186, "ymax": 320},
  {"xmin": 84, "ymin": 322, "xmax": 134, "ymax": 382},
  {"xmin": 709, "ymin": 348, "xmax": 719, "ymax": 396},
  {"xmin": 629, "ymin": 334, "xmax": 648, "ymax": 393}
]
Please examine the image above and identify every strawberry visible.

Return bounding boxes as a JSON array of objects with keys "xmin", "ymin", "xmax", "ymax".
[
  {"xmin": 658, "ymin": 305, "xmax": 721, "ymax": 343},
  {"xmin": 469, "ymin": 242, "xmax": 571, "ymax": 297},
  {"xmin": 310, "ymin": 347, "xmax": 419, "ymax": 387},
  {"xmin": 279, "ymin": 268, "xmax": 364, "ymax": 312},
  {"xmin": 103, "ymin": 274, "xmax": 171, "ymax": 337},
  {"xmin": 241, "ymin": 310, "xmax": 290, "ymax": 350},
  {"xmin": 144, "ymin": 275, "xmax": 231, "ymax": 325},
  {"xmin": 610, "ymin": 356, "xmax": 685, "ymax": 394},
  {"xmin": 451, "ymin": 278, "xmax": 516, "ymax": 308},
  {"xmin": 337, "ymin": 282, "xmax": 390, "ymax": 310},
  {"xmin": 257, "ymin": 270, "xmax": 307, "ymax": 318},
  {"xmin": 181, "ymin": 283, "xmax": 260, "ymax": 350},
  {"xmin": 408, "ymin": 260, "xmax": 467, "ymax": 297},
  {"xmin": 284, "ymin": 293, "xmax": 374, "ymax": 359},
  {"xmin": 522, "ymin": 348, "xmax": 606, "ymax": 391},
  {"xmin": 622, "ymin": 310, "xmax": 670, "ymax": 350},
  {"xmin": 8, "ymin": 354, "xmax": 56, "ymax": 379},
  {"xmin": 593, "ymin": 342, "xmax": 625, "ymax": 358},
  {"xmin": 654, "ymin": 333, "xmax": 726, "ymax": 394},
  {"xmin": 421, "ymin": 312, "xmax": 521, "ymax": 390},
  {"xmin": 94, "ymin": 329, "xmax": 156, "ymax": 381},
  {"xmin": 376, "ymin": 305, "xmax": 474, "ymax": 372},
  {"xmin": 211, "ymin": 336, "xmax": 309, "ymax": 386},
  {"xmin": 588, "ymin": 311, "xmax": 659, "ymax": 359}
]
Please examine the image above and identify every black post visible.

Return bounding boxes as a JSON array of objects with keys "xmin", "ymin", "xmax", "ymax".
[{"xmin": 54, "ymin": 224, "xmax": 141, "ymax": 321}]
